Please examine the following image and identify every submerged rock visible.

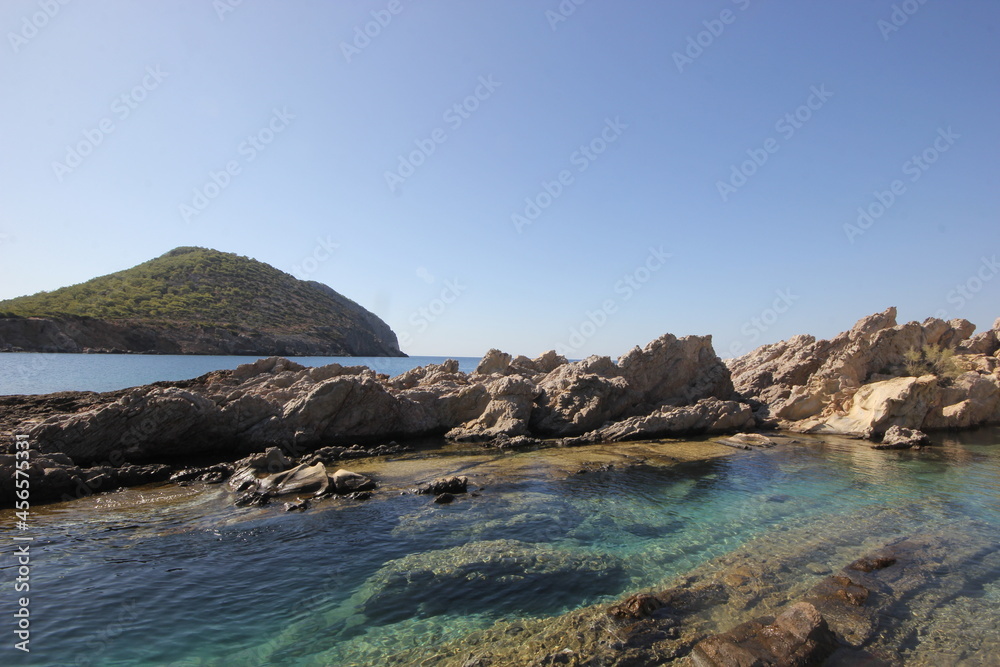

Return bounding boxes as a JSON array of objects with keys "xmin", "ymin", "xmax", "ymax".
[
  {"xmin": 358, "ymin": 540, "xmax": 625, "ymax": 622},
  {"xmin": 691, "ymin": 601, "xmax": 837, "ymax": 667}
]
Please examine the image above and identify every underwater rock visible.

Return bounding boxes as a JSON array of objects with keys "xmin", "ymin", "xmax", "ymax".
[
  {"xmin": 358, "ymin": 539, "xmax": 625, "ymax": 623},
  {"xmin": 691, "ymin": 601, "xmax": 837, "ymax": 667}
]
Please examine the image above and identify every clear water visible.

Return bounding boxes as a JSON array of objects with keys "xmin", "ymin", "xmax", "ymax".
[
  {"xmin": 2, "ymin": 431, "xmax": 999, "ymax": 665},
  {"xmin": 0, "ymin": 353, "xmax": 482, "ymax": 395}
]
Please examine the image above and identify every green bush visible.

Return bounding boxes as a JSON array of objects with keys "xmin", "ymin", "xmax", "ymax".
[{"xmin": 903, "ymin": 344, "xmax": 962, "ymax": 383}]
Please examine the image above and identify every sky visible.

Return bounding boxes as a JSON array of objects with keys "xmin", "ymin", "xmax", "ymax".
[{"xmin": 1, "ymin": 0, "xmax": 998, "ymax": 359}]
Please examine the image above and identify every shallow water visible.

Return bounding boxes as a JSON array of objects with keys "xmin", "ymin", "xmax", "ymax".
[
  {"xmin": 0, "ymin": 353, "xmax": 481, "ymax": 395},
  {"xmin": 2, "ymin": 430, "xmax": 999, "ymax": 665}
]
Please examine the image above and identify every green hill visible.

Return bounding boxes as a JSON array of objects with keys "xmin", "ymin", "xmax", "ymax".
[{"xmin": 0, "ymin": 247, "xmax": 403, "ymax": 356}]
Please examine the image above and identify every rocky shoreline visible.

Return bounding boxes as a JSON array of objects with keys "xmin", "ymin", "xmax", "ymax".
[{"xmin": 2, "ymin": 307, "xmax": 998, "ymax": 508}]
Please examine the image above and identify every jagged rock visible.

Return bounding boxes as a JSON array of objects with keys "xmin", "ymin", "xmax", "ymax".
[
  {"xmin": 475, "ymin": 349, "xmax": 513, "ymax": 376},
  {"xmin": 330, "ymin": 468, "xmax": 376, "ymax": 494},
  {"xmin": 876, "ymin": 425, "xmax": 930, "ymax": 449},
  {"xmin": 388, "ymin": 359, "xmax": 463, "ymax": 390},
  {"xmin": 433, "ymin": 492, "xmax": 456, "ymax": 504},
  {"xmin": 729, "ymin": 308, "xmax": 1000, "ymax": 440},
  {"xmin": 530, "ymin": 357, "xmax": 634, "ymax": 437},
  {"xmin": 566, "ymin": 398, "xmax": 754, "ymax": 445},
  {"xmin": 446, "ymin": 376, "xmax": 537, "ymax": 441},
  {"xmin": 618, "ymin": 333, "xmax": 734, "ymax": 406},
  {"xmin": 532, "ymin": 350, "xmax": 568, "ymax": 374},
  {"xmin": 417, "ymin": 476, "xmax": 468, "ymax": 495}
]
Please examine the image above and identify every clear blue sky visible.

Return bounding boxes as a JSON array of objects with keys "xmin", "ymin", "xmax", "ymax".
[{"xmin": 1, "ymin": 0, "xmax": 998, "ymax": 358}]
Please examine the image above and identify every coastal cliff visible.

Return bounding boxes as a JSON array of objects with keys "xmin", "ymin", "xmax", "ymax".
[{"xmin": 0, "ymin": 247, "xmax": 403, "ymax": 357}]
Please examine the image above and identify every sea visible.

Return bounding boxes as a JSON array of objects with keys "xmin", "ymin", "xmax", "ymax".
[
  {"xmin": 0, "ymin": 353, "xmax": 482, "ymax": 396},
  {"xmin": 2, "ymin": 354, "xmax": 1000, "ymax": 665}
]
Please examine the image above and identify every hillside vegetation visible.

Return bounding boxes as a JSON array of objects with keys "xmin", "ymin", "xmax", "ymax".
[{"xmin": 0, "ymin": 247, "xmax": 402, "ymax": 356}]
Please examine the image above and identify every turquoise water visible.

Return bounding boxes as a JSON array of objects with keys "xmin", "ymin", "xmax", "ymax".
[
  {"xmin": 0, "ymin": 353, "xmax": 482, "ymax": 395},
  {"xmin": 3, "ymin": 430, "xmax": 999, "ymax": 665}
]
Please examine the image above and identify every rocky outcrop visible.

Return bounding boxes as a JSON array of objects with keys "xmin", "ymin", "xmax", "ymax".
[
  {"xmin": 562, "ymin": 398, "xmax": 755, "ymax": 445},
  {"xmin": 875, "ymin": 425, "xmax": 930, "ymax": 449},
  {"xmin": 730, "ymin": 308, "xmax": 1000, "ymax": 437},
  {"xmin": 3, "ymin": 327, "xmax": 746, "ymax": 507}
]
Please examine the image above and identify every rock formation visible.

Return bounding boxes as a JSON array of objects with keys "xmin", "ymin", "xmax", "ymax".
[
  {"xmin": 729, "ymin": 307, "xmax": 1000, "ymax": 437},
  {"xmin": 3, "ymin": 311, "xmax": 999, "ymax": 508},
  {"xmin": 2, "ymin": 332, "xmax": 743, "ymax": 507}
]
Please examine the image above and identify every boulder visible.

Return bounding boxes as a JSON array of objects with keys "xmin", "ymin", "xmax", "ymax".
[
  {"xmin": 417, "ymin": 476, "xmax": 468, "ymax": 495},
  {"xmin": 474, "ymin": 349, "xmax": 512, "ymax": 376},
  {"xmin": 257, "ymin": 462, "xmax": 329, "ymax": 497},
  {"xmin": 330, "ymin": 468, "xmax": 376, "ymax": 494},
  {"xmin": 876, "ymin": 425, "xmax": 930, "ymax": 449}
]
